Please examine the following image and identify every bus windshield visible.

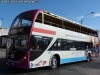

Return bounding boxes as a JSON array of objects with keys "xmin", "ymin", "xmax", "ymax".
[
  {"xmin": 7, "ymin": 35, "xmax": 28, "ymax": 50},
  {"xmin": 11, "ymin": 12, "xmax": 33, "ymax": 28},
  {"xmin": 7, "ymin": 12, "xmax": 33, "ymax": 50},
  {"xmin": 14, "ymin": 35, "xmax": 28, "ymax": 49}
]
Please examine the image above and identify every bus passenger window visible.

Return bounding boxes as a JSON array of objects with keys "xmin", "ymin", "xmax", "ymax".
[
  {"xmin": 61, "ymin": 39, "xmax": 67, "ymax": 50},
  {"xmin": 31, "ymin": 35, "xmax": 52, "ymax": 51},
  {"xmin": 49, "ymin": 39, "xmax": 61, "ymax": 50},
  {"xmin": 30, "ymin": 35, "xmax": 42, "ymax": 50}
]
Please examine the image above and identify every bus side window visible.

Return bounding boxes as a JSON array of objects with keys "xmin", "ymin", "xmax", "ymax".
[
  {"xmin": 31, "ymin": 35, "xmax": 52, "ymax": 51},
  {"xmin": 30, "ymin": 35, "xmax": 36, "ymax": 50},
  {"xmin": 77, "ymin": 41, "xmax": 82, "ymax": 50},
  {"xmin": 81, "ymin": 42, "xmax": 85, "ymax": 50},
  {"xmin": 61, "ymin": 39, "xmax": 66, "ymax": 50},
  {"xmin": 41, "ymin": 37, "xmax": 52, "ymax": 50},
  {"xmin": 49, "ymin": 39, "xmax": 61, "ymax": 50}
]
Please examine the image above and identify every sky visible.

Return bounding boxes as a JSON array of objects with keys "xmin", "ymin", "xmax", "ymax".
[{"xmin": 0, "ymin": 0, "xmax": 100, "ymax": 30}]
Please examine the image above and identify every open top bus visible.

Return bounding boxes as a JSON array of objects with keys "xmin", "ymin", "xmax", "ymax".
[{"xmin": 6, "ymin": 9, "xmax": 99, "ymax": 69}]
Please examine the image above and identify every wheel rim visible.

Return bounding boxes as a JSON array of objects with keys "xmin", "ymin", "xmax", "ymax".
[
  {"xmin": 87, "ymin": 55, "xmax": 90, "ymax": 61},
  {"xmin": 53, "ymin": 59, "xmax": 57, "ymax": 66},
  {"xmin": 87, "ymin": 58, "xmax": 90, "ymax": 61}
]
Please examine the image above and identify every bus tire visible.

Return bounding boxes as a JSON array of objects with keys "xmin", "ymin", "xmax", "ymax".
[
  {"xmin": 86, "ymin": 53, "xmax": 91, "ymax": 62},
  {"xmin": 50, "ymin": 56, "xmax": 57, "ymax": 69}
]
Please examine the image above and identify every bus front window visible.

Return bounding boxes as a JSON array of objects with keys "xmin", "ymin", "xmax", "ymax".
[
  {"xmin": 7, "ymin": 37, "xmax": 13, "ymax": 50},
  {"xmin": 11, "ymin": 12, "xmax": 33, "ymax": 28},
  {"xmin": 8, "ymin": 12, "xmax": 33, "ymax": 50},
  {"xmin": 14, "ymin": 35, "xmax": 28, "ymax": 50},
  {"xmin": 7, "ymin": 35, "xmax": 28, "ymax": 50}
]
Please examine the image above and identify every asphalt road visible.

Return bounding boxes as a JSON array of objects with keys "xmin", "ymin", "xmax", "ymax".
[{"xmin": 0, "ymin": 50, "xmax": 100, "ymax": 75}]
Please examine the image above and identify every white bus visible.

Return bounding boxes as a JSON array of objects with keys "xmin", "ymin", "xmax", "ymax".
[{"xmin": 6, "ymin": 9, "xmax": 99, "ymax": 69}]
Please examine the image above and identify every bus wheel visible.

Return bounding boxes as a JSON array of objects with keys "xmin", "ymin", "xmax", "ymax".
[
  {"xmin": 50, "ymin": 56, "xmax": 57, "ymax": 69},
  {"xmin": 87, "ymin": 54, "xmax": 91, "ymax": 62}
]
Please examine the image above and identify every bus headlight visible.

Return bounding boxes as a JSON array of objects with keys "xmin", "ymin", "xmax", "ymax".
[{"xmin": 24, "ymin": 56, "xmax": 26, "ymax": 59}]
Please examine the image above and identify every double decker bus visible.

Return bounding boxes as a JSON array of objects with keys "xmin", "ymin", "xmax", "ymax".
[{"xmin": 6, "ymin": 9, "xmax": 99, "ymax": 69}]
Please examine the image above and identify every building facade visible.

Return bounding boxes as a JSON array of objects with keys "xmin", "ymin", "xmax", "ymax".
[
  {"xmin": 0, "ymin": 21, "xmax": 9, "ymax": 48},
  {"xmin": 0, "ymin": 28, "xmax": 8, "ymax": 36}
]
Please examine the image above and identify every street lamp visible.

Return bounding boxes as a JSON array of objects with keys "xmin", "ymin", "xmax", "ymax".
[
  {"xmin": 81, "ymin": 12, "xmax": 94, "ymax": 25},
  {"xmin": 80, "ymin": 12, "xmax": 94, "ymax": 33}
]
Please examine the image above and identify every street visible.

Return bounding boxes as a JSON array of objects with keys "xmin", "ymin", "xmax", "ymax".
[{"xmin": 0, "ymin": 50, "xmax": 100, "ymax": 75}]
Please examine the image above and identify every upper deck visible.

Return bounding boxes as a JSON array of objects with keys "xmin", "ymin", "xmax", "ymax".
[{"xmin": 35, "ymin": 9, "xmax": 98, "ymax": 37}]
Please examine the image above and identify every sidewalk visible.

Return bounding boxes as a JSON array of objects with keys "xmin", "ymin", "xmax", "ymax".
[
  {"xmin": 0, "ymin": 48, "xmax": 6, "ymax": 51},
  {"xmin": 0, "ymin": 49, "xmax": 6, "ymax": 58}
]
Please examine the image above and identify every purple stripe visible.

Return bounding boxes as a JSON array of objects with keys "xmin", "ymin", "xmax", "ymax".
[{"xmin": 27, "ymin": 9, "xmax": 43, "ymax": 68}]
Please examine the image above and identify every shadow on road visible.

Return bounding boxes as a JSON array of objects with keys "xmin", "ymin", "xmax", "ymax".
[
  {"xmin": 0, "ymin": 58, "xmax": 51, "ymax": 75},
  {"xmin": 0, "ymin": 58, "xmax": 89, "ymax": 75},
  {"xmin": 0, "ymin": 57, "xmax": 100, "ymax": 75},
  {"xmin": 76, "ymin": 58, "xmax": 100, "ymax": 69}
]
